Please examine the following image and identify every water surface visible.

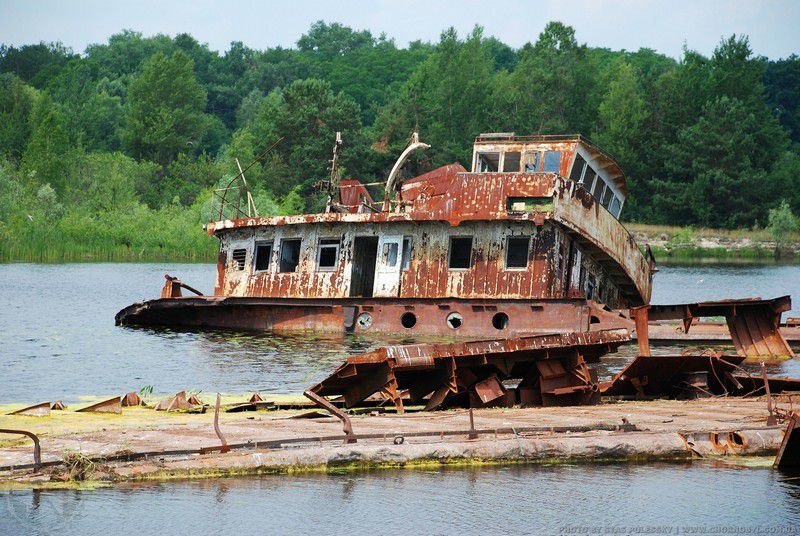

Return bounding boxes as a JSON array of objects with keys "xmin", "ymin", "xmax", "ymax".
[
  {"xmin": 1, "ymin": 262, "xmax": 799, "ymax": 404},
  {"xmin": 2, "ymin": 463, "xmax": 800, "ymax": 536}
]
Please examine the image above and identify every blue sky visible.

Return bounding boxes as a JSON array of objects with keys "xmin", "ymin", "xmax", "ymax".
[{"xmin": 0, "ymin": 0, "xmax": 797, "ymax": 59}]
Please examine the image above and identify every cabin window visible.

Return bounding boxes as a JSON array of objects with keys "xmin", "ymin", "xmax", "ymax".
[
  {"xmin": 402, "ymin": 237, "xmax": 413, "ymax": 271},
  {"xmin": 448, "ymin": 236, "xmax": 473, "ymax": 269},
  {"xmin": 601, "ymin": 186, "xmax": 614, "ymax": 209},
  {"xmin": 279, "ymin": 239, "xmax": 302, "ymax": 273},
  {"xmin": 569, "ymin": 154, "xmax": 586, "ymax": 181},
  {"xmin": 523, "ymin": 152, "xmax": 540, "ymax": 172},
  {"xmin": 506, "ymin": 197, "xmax": 553, "ymax": 212},
  {"xmin": 317, "ymin": 238, "xmax": 340, "ymax": 271},
  {"xmin": 231, "ymin": 248, "xmax": 247, "ymax": 271},
  {"xmin": 592, "ymin": 177, "xmax": 605, "ymax": 201},
  {"xmin": 543, "ymin": 151, "xmax": 561, "ymax": 173},
  {"xmin": 581, "ymin": 167, "xmax": 596, "ymax": 192},
  {"xmin": 383, "ymin": 241, "xmax": 399, "ymax": 267},
  {"xmin": 506, "ymin": 236, "xmax": 530, "ymax": 269},
  {"xmin": 477, "ymin": 152, "xmax": 500, "ymax": 172},
  {"xmin": 254, "ymin": 241, "xmax": 273, "ymax": 271},
  {"xmin": 609, "ymin": 196, "xmax": 622, "ymax": 217},
  {"xmin": 502, "ymin": 151, "xmax": 521, "ymax": 172}
]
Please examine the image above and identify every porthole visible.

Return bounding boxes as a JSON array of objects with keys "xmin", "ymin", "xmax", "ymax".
[
  {"xmin": 492, "ymin": 312, "xmax": 509, "ymax": 330},
  {"xmin": 401, "ymin": 312, "xmax": 417, "ymax": 329},
  {"xmin": 446, "ymin": 312, "xmax": 463, "ymax": 329},
  {"xmin": 357, "ymin": 312, "xmax": 373, "ymax": 329}
]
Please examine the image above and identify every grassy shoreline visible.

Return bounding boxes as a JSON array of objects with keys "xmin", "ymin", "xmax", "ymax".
[{"xmin": 627, "ymin": 223, "xmax": 800, "ymax": 262}]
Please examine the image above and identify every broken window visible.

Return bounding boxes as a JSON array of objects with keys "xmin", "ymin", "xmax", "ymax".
[
  {"xmin": 448, "ymin": 236, "xmax": 473, "ymax": 269},
  {"xmin": 254, "ymin": 241, "xmax": 273, "ymax": 271},
  {"xmin": 383, "ymin": 241, "xmax": 399, "ymax": 267},
  {"xmin": 502, "ymin": 151, "xmax": 521, "ymax": 172},
  {"xmin": 231, "ymin": 248, "xmax": 247, "ymax": 271},
  {"xmin": 402, "ymin": 237, "xmax": 412, "ymax": 271},
  {"xmin": 523, "ymin": 152, "xmax": 540, "ymax": 172},
  {"xmin": 506, "ymin": 236, "xmax": 530, "ymax": 269},
  {"xmin": 586, "ymin": 274, "xmax": 596, "ymax": 301},
  {"xmin": 317, "ymin": 238, "xmax": 340, "ymax": 270},
  {"xmin": 476, "ymin": 152, "xmax": 500, "ymax": 172},
  {"xmin": 506, "ymin": 197, "xmax": 553, "ymax": 212},
  {"xmin": 279, "ymin": 239, "xmax": 302, "ymax": 273},
  {"xmin": 569, "ymin": 154, "xmax": 586, "ymax": 182},
  {"xmin": 543, "ymin": 151, "xmax": 561, "ymax": 173}
]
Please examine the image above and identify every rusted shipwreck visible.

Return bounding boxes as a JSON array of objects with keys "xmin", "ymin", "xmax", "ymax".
[
  {"xmin": 118, "ymin": 133, "xmax": 654, "ymax": 338},
  {"xmin": 116, "ymin": 132, "xmax": 797, "ymax": 415}
]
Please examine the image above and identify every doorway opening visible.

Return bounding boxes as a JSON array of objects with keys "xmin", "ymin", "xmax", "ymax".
[{"xmin": 349, "ymin": 236, "xmax": 379, "ymax": 297}]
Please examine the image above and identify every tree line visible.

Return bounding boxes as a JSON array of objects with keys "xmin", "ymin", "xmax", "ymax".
[{"xmin": 0, "ymin": 21, "xmax": 798, "ymax": 260}]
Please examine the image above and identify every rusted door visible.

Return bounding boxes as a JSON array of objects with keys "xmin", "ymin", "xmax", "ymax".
[{"xmin": 373, "ymin": 235, "xmax": 404, "ymax": 297}]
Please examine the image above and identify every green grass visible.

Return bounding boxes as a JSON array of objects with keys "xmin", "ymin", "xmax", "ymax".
[{"xmin": 0, "ymin": 204, "xmax": 218, "ymax": 263}]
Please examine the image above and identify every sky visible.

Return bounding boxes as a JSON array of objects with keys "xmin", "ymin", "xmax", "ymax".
[{"xmin": 0, "ymin": 0, "xmax": 798, "ymax": 59}]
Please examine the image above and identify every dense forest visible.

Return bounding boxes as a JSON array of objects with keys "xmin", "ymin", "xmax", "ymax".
[{"xmin": 1, "ymin": 21, "xmax": 798, "ymax": 261}]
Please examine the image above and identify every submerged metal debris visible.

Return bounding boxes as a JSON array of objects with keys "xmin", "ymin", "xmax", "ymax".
[
  {"xmin": 305, "ymin": 329, "xmax": 630, "ymax": 413},
  {"xmin": 601, "ymin": 353, "xmax": 747, "ymax": 399}
]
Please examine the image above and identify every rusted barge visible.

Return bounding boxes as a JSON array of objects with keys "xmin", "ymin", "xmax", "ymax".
[{"xmin": 117, "ymin": 133, "xmax": 655, "ymax": 338}]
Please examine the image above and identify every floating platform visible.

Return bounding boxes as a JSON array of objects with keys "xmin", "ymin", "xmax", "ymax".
[{"xmin": 0, "ymin": 397, "xmax": 790, "ymax": 485}]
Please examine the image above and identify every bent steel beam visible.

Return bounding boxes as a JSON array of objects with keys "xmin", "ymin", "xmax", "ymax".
[{"xmin": 0, "ymin": 429, "xmax": 41, "ymax": 470}]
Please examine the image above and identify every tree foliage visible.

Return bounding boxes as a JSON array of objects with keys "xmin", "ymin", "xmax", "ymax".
[{"xmin": 0, "ymin": 20, "xmax": 799, "ymax": 263}]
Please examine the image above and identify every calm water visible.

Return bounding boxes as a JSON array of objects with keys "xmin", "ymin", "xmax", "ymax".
[
  {"xmin": 1, "ymin": 262, "xmax": 799, "ymax": 404},
  {"xmin": 2, "ymin": 463, "xmax": 800, "ymax": 535}
]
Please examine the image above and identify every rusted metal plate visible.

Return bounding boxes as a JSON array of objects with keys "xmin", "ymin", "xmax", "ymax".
[
  {"xmin": 307, "ymin": 328, "xmax": 629, "ymax": 412},
  {"xmin": 775, "ymin": 413, "xmax": 800, "ymax": 469},
  {"xmin": 601, "ymin": 354, "xmax": 747, "ymax": 399},
  {"xmin": 155, "ymin": 391, "xmax": 201, "ymax": 412},
  {"xmin": 7, "ymin": 402, "xmax": 51, "ymax": 417},
  {"xmin": 121, "ymin": 392, "xmax": 145, "ymax": 407},
  {"xmin": 473, "ymin": 375, "xmax": 506, "ymax": 404},
  {"xmin": 643, "ymin": 296, "xmax": 794, "ymax": 358},
  {"xmin": 76, "ymin": 396, "xmax": 122, "ymax": 414}
]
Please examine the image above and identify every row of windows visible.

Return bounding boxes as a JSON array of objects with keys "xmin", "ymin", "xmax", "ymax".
[
  {"xmin": 231, "ymin": 236, "xmax": 413, "ymax": 273},
  {"xmin": 569, "ymin": 154, "xmax": 622, "ymax": 217},
  {"xmin": 475, "ymin": 150, "xmax": 561, "ymax": 173},
  {"xmin": 230, "ymin": 235, "xmax": 537, "ymax": 272}
]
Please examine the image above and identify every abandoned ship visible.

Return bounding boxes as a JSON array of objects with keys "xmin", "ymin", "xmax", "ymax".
[{"xmin": 117, "ymin": 133, "xmax": 655, "ymax": 339}]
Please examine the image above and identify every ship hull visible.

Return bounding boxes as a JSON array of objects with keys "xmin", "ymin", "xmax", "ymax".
[{"xmin": 115, "ymin": 296, "xmax": 631, "ymax": 338}]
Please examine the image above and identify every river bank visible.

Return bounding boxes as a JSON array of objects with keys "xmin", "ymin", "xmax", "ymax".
[
  {"xmin": 628, "ymin": 223, "xmax": 800, "ymax": 261},
  {"xmin": 0, "ymin": 396, "xmax": 786, "ymax": 488}
]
